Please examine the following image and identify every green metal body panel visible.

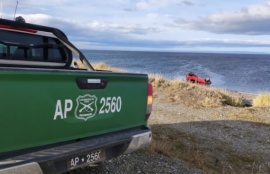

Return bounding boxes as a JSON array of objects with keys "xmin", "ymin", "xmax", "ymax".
[{"xmin": 0, "ymin": 69, "xmax": 148, "ymax": 153}]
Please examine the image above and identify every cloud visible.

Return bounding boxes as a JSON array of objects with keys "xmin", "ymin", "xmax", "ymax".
[
  {"xmin": 179, "ymin": 39, "xmax": 270, "ymax": 48},
  {"xmin": 20, "ymin": 14, "xmax": 270, "ymax": 51},
  {"xmin": 14, "ymin": 1, "xmax": 270, "ymax": 51},
  {"xmin": 70, "ymin": 31, "xmax": 270, "ymax": 50},
  {"xmin": 23, "ymin": 14, "xmax": 160, "ymax": 35},
  {"xmin": 173, "ymin": 2, "xmax": 270, "ymax": 35},
  {"xmin": 122, "ymin": 8, "xmax": 137, "ymax": 12},
  {"xmin": 74, "ymin": 37, "xmax": 270, "ymax": 51},
  {"xmin": 136, "ymin": 0, "xmax": 179, "ymax": 10},
  {"xmin": 178, "ymin": 0, "xmax": 194, "ymax": 6},
  {"xmin": 22, "ymin": 14, "xmax": 53, "ymax": 24},
  {"xmin": 21, "ymin": 14, "xmax": 162, "ymax": 50}
]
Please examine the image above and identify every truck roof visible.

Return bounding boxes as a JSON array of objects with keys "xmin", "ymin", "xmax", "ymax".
[
  {"xmin": 0, "ymin": 18, "xmax": 94, "ymax": 70},
  {"xmin": 0, "ymin": 18, "xmax": 68, "ymax": 41}
]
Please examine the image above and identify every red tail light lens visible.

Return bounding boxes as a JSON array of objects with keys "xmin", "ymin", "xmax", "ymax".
[
  {"xmin": 0, "ymin": 24, "xmax": 37, "ymax": 33},
  {"xmin": 146, "ymin": 82, "xmax": 153, "ymax": 121}
]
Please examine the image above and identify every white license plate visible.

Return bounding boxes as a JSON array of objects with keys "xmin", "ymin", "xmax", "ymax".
[{"xmin": 67, "ymin": 149, "xmax": 105, "ymax": 169}]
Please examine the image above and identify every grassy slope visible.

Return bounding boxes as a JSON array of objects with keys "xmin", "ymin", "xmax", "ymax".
[
  {"xmin": 91, "ymin": 63, "xmax": 270, "ymax": 107},
  {"xmin": 93, "ymin": 62, "xmax": 270, "ymax": 173},
  {"xmin": 148, "ymin": 75, "xmax": 270, "ymax": 173}
]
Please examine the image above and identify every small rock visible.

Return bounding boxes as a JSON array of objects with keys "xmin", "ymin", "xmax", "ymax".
[{"xmin": 241, "ymin": 99, "xmax": 252, "ymax": 107}]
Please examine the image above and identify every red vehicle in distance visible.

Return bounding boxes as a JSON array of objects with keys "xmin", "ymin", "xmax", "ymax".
[{"xmin": 186, "ymin": 72, "xmax": 212, "ymax": 85}]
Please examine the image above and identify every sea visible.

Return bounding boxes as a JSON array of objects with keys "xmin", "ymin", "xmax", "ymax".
[{"xmin": 82, "ymin": 50, "xmax": 270, "ymax": 94}]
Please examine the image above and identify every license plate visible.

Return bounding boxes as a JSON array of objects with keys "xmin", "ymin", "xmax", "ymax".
[{"xmin": 67, "ymin": 149, "xmax": 106, "ymax": 169}]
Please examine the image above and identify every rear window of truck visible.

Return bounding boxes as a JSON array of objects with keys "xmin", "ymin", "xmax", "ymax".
[{"xmin": 0, "ymin": 30, "xmax": 70, "ymax": 66}]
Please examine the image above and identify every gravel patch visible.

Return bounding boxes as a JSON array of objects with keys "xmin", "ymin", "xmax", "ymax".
[{"xmin": 67, "ymin": 151, "xmax": 203, "ymax": 174}]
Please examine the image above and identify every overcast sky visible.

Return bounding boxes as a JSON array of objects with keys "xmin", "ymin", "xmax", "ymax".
[{"xmin": 2, "ymin": 0, "xmax": 270, "ymax": 53}]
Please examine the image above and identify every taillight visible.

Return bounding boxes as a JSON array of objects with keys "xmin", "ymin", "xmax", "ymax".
[
  {"xmin": 0, "ymin": 24, "xmax": 37, "ymax": 33},
  {"xmin": 146, "ymin": 82, "xmax": 153, "ymax": 121}
]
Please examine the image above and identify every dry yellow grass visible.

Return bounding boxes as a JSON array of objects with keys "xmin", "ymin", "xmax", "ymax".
[
  {"xmin": 92, "ymin": 62, "xmax": 124, "ymax": 72},
  {"xmin": 72, "ymin": 60, "xmax": 124, "ymax": 72},
  {"xmin": 85, "ymin": 62, "xmax": 253, "ymax": 108},
  {"xmin": 253, "ymin": 93, "xmax": 270, "ymax": 107},
  {"xmin": 149, "ymin": 74, "xmax": 243, "ymax": 107},
  {"xmin": 149, "ymin": 74, "xmax": 189, "ymax": 89}
]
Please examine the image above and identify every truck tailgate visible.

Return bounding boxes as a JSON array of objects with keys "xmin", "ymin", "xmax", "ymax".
[{"xmin": 0, "ymin": 68, "xmax": 148, "ymax": 154}]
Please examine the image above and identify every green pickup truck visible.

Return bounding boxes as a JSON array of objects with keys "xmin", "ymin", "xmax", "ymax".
[{"xmin": 0, "ymin": 18, "xmax": 153, "ymax": 174}]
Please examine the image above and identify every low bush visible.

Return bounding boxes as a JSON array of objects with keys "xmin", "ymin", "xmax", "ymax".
[{"xmin": 253, "ymin": 93, "xmax": 270, "ymax": 107}]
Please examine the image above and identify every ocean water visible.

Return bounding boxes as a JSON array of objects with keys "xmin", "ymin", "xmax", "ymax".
[{"xmin": 82, "ymin": 50, "xmax": 270, "ymax": 94}]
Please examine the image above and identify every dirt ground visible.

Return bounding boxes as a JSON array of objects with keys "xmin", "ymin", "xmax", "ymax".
[
  {"xmin": 68, "ymin": 84, "xmax": 270, "ymax": 174},
  {"xmin": 147, "ymin": 86, "xmax": 270, "ymax": 174}
]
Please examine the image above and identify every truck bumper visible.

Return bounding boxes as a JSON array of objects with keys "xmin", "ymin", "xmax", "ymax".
[
  {"xmin": 124, "ymin": 131, "xmax": 152, "ymax": 154},
  {"xmin": 0, "ymin": 128, "xmax": 151, "ymax": 174}
]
